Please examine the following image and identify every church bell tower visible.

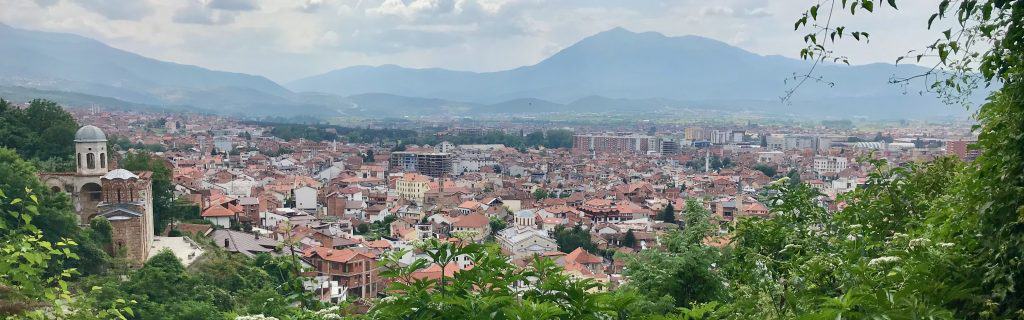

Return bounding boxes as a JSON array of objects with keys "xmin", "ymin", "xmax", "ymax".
[{"xmin": 75, "ymin": 125, "xmax": 109, "ymax": 176}]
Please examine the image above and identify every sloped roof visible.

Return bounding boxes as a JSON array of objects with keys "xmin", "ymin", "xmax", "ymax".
[
  {"xmin": 202, "ymin": 205, "xmax": 235, "ymax": 217},
  {"xmin": 452, "ymin": 212, "xmax": 489, "ymax": 228},
  {"xmin": 304, "ymin": 246, "xmax": 376, "ymax": 263}
]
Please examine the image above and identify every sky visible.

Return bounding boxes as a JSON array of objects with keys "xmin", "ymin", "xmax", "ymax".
[{"xmin": 0, "ymin": 0, "xmax": 946, "ymax": 83}]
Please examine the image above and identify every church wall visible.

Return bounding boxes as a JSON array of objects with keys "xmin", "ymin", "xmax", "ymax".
[{"xmin": 110, "ymin": 216, "xmax": 148, "ymax": 265}]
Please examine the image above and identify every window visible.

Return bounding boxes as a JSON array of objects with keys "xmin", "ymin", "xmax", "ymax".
[
  {"xmin": 77, "ymin": 153, "xmax": 82, "ymax": 169},
  {"xmin": 86, "ymin": 153, "xmax": 95, "ymax": 169},
  {"xmin": 100, "ymin": 153, "xmax": 106, "ymax": 168}
]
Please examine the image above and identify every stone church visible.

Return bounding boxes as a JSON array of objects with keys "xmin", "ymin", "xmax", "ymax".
[{"xmin": 39, "ymin": 125, "xmax": 154, "ymax": 265}]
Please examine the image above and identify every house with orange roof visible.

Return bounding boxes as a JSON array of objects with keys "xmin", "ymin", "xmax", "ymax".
[
  {"xmin": 201, "ymin": 204, "xmax": 237, "ymax": 228},
  {"xmin": 303, "ymin": 246, "xmax": 382, "ymax": 302},
  {"xmin": 450, "ymin": 212, "xmax": 491, "ymax": 242},
  {"xmin": 553, "ymin": 247, "xmax": 609, "ymax": 289}
]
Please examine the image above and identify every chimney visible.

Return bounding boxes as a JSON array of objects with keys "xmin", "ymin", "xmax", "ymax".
[
  {"xmin": 224, "ymin": 238, "xmax": 230, "ymax": 248},
  {"xmin": 254, "ymin": 232, "xmax": 259, "ymax": 239}
]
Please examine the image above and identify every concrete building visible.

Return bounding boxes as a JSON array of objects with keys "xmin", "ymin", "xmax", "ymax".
[
  {"xmin": 388, "ymin": 151, "xmax": 453, "ymax": 178},
  {"xmin": 947, "ymin": 139, "xmax": 980, "ymax": 161},
  {"xmin": 572, "ymin": 133, "xmax": 660, "ymax": 155},
  {"xmin": 293, "ymin": 186, "xmax": 318, "ymax": 211},
  {"xmin": 496, "ymin": 226, "xmax": 558, "ymax": 259},
  {"xmin": 813, "ymin": 156, "xmax": 848, "ymax": 175},
  {"xmin": 395, "ymin": 173, "xmax": 431, "ymax": 204}
]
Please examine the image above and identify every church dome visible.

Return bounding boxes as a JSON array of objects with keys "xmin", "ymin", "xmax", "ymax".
[
  {"xmin": 103, "ymin": 169, "xmax": 138, "ymax": 180},
  {"xmin": 75, "ymin": 125, "xmax": 107, "ymax": 142}
]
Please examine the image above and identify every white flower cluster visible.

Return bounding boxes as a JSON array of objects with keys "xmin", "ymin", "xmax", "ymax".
[
  {"xmin": 315, "ymin": 306, "xmax": 344, "ymax": 320},
  {"xmin": 868, "ymin": 256, "xmax": 901, "ymax": 267},
  {"xmin": 938, "ymin": 242, "xmax": 955, "ymax": 248},
  {"xmin": 908, "ymin": 238, "xmax": 931, "ymax": 248},
  {"xmin": 236, "ymin": 315, "xmax": 280, "ymax": 320},
  {"xmin": 779, "ymin": 244, "xmax": 802, "ymax": 253}
]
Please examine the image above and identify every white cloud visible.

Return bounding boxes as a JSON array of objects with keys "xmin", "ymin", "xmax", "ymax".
[
  {"xmin": 173, "ymin": 1, "xmax": 237, "ymax": 25},
  {"xmin": 70, "ymin": 0, "xmax": 153, "ymax": 20},
  {"xmin": 209, "ymin": 0, "xmax": 259, "ymax": 11}
]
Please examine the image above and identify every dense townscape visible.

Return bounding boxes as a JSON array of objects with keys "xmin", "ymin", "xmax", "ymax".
[{"xmin": 3, "ymin": 0, "xmax": 1024, "ymax": 319}]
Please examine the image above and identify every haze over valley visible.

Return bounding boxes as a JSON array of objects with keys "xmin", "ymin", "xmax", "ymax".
[{"xmin": 0, "ymin": 23, "xmax": 971, "ymax": 120}]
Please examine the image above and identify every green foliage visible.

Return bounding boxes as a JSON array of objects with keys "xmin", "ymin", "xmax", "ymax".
[
  {"xmin": 658, "ymin": 203, "xmax": 676, "ymax": 224},
  {"xmin": 119, "ymin": 152, "xmax": 175, "ymax": 234},
  {"xmin": 79, "ymin": 248, "xmax": 329, "ymax": 320},
  {"xmin": 362, "ymin": 149, "xmax": 375, "ymax": 163},
  {"xmin": 0, "ymin": 185, "xmax": 79, "ymax": 319},
  {"xmin": 263, "ymin": 121, "xmax": 574, "ymax": 150},
  {"xmin": 89, "ymin": 216, "xmax": 113, "ymax": 245},
  {"xmin": 489, "ymin": 216, "xmax": 508, "ymax": 237},
  {"xmin": 371, "ymin": 238, "xmax": 632, "ymax": 319},
  {"xmin": 752, "ymin": 163, "xmax": 776, "ymax": 177},
  {"xmin": 532, "ymin": 188, "xmax": 549, "ymax": 201},
  {"xmin": 552, "ymin": 224, "xmax": 596, "ymax": 253},
  {"xmin": 625, "ymin": 202, "xmax": 722, "ymax": 310},
  {"xmin": 0, "ymin": 148, "xmax": 109, "ymax": 277},
  {"xmin": 108, "ymin": 136, "xmax": 166, "ymax": 153},
  {"xmin": 621, "ymin": 229, "xmax": 636, "ymax": 248},
  {"xmin": 968, "ymin": 71, "xmax": 1024, "ymax": 317},
  {"xmin": 792, "ymin": 0, "xmax": 1021, "ymax": 105},
  {"xmin": 0, "ymin": 99, "xmax": 79, "ymax": 165},
  {"xmin": 685, "ymin": 155, "xmax": 733, "ymax": 172}
]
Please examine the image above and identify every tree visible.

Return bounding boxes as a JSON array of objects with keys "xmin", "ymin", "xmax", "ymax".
[
  {"xmin": 89, "ymin": 216, "xmax": 113, "ymax": 246},
  {"xmin": 623, "ymin": 210, "xmax": 723, "ymax": 309},
  {"xmin": 0, "ymin": 187, "xmax": 79, "ymax": 318},
  {"xmin": 489, "ymin": 216, "xmax": 508, "ymax": 236},
  {"xmin": 0, "ymin": 99, "xmax": 79, "ymax": 170},
  {"xmin": 532, "ymin": 188, "xmax": 549, "ymax": 201},
  {"xmin": 0, "ymin": 148, "xmax": 108, "ymax": 276},
  {"xmin": 355, "ymin": 223, "xmax": 370, "ymax": 234},
  {"xmin": 553, "ymin": 224, "xmax": 596, "ymax": 253},
  {"xmin": 543, "ymin": 129, "xmax": 573, "ymax": 149},
  {"xmin": 372, "ymin": 239, "xmax": 631, "ymax": 319},
  {"xmin": 363, "ymin": 149, "xmax": 375, "ymax": 163},
  {"xmin": 119, "ymin": 152, "xmax": 175, "ymax": 234},
  {"xmin": 659, "ymin": 203, "xmax": 676, "ymax": 224},
  {"xmin": 753, "ymin": 163, "xmax": 777, "ymax": 177},
  {"xmin": 621, "ymin": 229, "xmax": 636, "ymax": 248},
  {"xmin": 525, "ymin": 131, "xmax": 545, "ymax": 147},
  {"xmin": 785, "ymin": 169, "xmax": 802, "ymax": 187}
]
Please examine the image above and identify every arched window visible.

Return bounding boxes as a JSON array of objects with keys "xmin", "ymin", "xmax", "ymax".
[
  {"xmin": 77, "ymin": 153, "xmax": 82, "ymax": 169},
  {"xmin": 100, "ymin": 153, "xmax": 106, "ymax": 168},
  {"xmin": 81, "ymin": 183, "xmax": 102, "ymax": 201},
  {"xmin": 86, "ymin": 153, "xmax": 95, "ymax": 169},
  {"xmin": 116, "ymin": 189, "xmax": 122, "ymax": 203}
]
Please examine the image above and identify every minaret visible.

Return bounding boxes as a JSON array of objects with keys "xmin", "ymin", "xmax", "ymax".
[
  {"xmin": 704, "ymin": 147, "xmax": 710, "ymax": 173},
  {"xmin": 75, "ymin": 125, "xmax": 109, "ymax": 176}
]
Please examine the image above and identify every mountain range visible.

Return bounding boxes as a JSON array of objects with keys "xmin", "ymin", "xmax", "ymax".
[{"xmin": 0, "ymin": 23, "xmax": 975, "ymax": 119}]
